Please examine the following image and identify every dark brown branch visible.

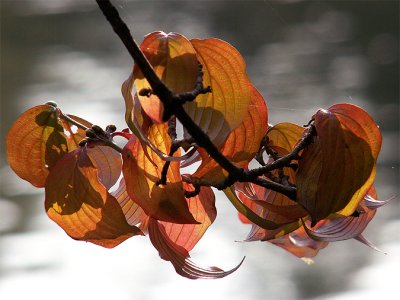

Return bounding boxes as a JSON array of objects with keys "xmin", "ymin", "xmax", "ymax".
[{"xmin": 95, "ymin": 0, "xmax": 315, "ymax": 201}]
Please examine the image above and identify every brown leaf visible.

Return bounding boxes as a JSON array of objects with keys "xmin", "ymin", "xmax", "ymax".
[{"xmin": 297, "ymin": 104, "xmax": 381, "ymax": 223}]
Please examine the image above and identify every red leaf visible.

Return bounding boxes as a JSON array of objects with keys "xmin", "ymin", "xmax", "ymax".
[
  {"xmin": 237, "ymin": 123, "xmax": 307, "ymax": 240},
  {"xmin": 45, "ymin": 145, "xmax": 142, "ymax": 248},
  {"xmin": 148, "ymin": 218, "xmax": 244, "ymax": 279}
]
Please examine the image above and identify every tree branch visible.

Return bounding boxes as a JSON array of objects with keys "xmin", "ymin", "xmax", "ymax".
[{"xmin": 95, "ymin": 0, "xmax": 316, "ymax": 202}]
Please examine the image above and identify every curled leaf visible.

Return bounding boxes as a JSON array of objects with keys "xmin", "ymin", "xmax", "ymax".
[
  {"xmin": 122, "ymin": 77, "xmax": 190, "ymax": 162},
  {"xmin": 45, "ymin": 145, "xmax": 142, "ymax": 248},
  {"xmin": 239, "ymin": 123, "xmax": 306, "ymax": 240},
  {"xmin": 269, "ymin": 223, "xmax": 329, "ymax": 259},
  {"xmin": 302, "ymin": 189, "xmax": 389, "ymax": 243},
  {"xmin": 148, "ymin": 218, "xmax": 243, "ymax": 279}
]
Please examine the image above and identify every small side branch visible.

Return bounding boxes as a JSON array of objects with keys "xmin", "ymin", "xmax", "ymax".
[{"xmin": 245, "ymin": 124, "xmax": 316, "ymax": 179}]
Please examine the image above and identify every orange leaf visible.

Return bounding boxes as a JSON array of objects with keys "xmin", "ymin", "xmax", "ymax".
[
  {"xmin": 134, "ymin": 32, "xmax": 198, "ymax": 123},
  {"xmin": 122, "ymin": 124, "xmax": 197, "ymax": 224},
  {"xmin": 188, "ymin": 38, "xmax": 253, "ymax": 148},
  {"xmin": 45, "ymin": 145, "xmax": 142, "ymax": 248},
  {"xmin": 6, "ymin": 104, "xmax": 90, "ymax": 188},
  {"xmin": 267, "ymin": 122, "xmax": 305, "ymax": 156},
  {"xmin": 239, "ymin": 186, "xmax": 304, "ymax": 242},
  {"xmin": 194, "ymin": 86, "xmax": 268, "ymax": 182},
  {"xmin": 297, "ymin": 104, "xmax": 381, "ymax": 224}
]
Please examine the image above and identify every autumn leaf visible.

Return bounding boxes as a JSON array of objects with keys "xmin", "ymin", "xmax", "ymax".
[
  {"xmin": 6, "ymin": 104, "xmax": 90, "ymax": 188},
  {"xmin": 187, "ymin": 38, "xmax": 253, "ymax": 148},
  {"xmin": 267, "ymin": 122, "xmax": 305, "ymax": 156},
  {"xmin": 128, "ymin": 32, "xmax": 255, "ymax": 149},
  {"xmin": 237, "ymin": 123, "xmax": 307, "ymax": 240},
  {"xmin": 45, "ymin": 144, "xmax": 142, "ymax": 248},
  {"xmin": 297, "ymin": 104, "xmax": 381, "ymax": 224},
  {"xmin": 134, "ymin": 31, "xmax": 198, "ymax": 123},
  {"xmin": 122, "ymin": 124, "xmax": 197, "ymax": 224},
  {"xmin": 193, "ymin": 86, "xmax": 268, "ymax": 183},
  {"xmin": 224, "ymin": 187, "xmax": 285, "ymax": 231},
  {"xmin": 146, "ymin": 182, "xmax": 244, "ymax": 279},
  {"xmin": 112, "ymin": 177, "xmax": 149, "ymax": 232}
]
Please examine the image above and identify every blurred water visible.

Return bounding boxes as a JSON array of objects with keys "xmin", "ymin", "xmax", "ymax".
[{"xmin": 1, "ymin": 1, "xmax": 399, "ymax": 300}]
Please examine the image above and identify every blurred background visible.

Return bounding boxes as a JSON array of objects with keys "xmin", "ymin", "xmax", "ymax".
[{"xmin": 1, "ymin": 1, "xmax": 399, "ymax": 299}]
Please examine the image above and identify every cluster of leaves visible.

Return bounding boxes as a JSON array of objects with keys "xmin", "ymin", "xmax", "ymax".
[{"xmin": 7, "ymin": 25, "xmax": 389, "ymax": 278}]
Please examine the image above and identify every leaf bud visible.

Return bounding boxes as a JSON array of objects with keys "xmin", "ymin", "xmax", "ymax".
[
  {"xmin": 106, "ymin": 124, "xmax": 117, "ymax": 133},
  {"xmin": 85, "ymin": 128, "xmax": 98, "ymax": 139}
]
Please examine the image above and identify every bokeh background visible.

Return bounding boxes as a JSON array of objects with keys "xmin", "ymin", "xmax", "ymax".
[{"xmin": 1, "ymin": 1, "xmax": 399, "ymax": 299}]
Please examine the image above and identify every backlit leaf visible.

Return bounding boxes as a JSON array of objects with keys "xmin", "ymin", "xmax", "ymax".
[
  {"xmin": 148, "ymin": 218, "xmax": 244, "ymax": 279},
  {"xmin": 188, "ymin": 38, "xmax": 253, "ymax": 148},
  {"xmin": 45, "ymin": 145, "xmax": 142, "ymax": 248},
  {"xmin": 193, "ymin": 86, "xmax": 268, "ymax": 182},
  {"xmin": 158, "ymin": 182, "xmax": 216, "ymax": 252},
  {"xmin": 122, "ymin": 69, "xmax": 195, "ymax": 162},
  {"xmin": 122, "ymin": 124, "xmax": 197, "ymax": 224},
  {"xmin": 134, "ymin": 31, "xmax": 198, "ymax": 123},
  {"xmin": 239, "ymin": 124, "xmax": 306, "ymax": 240},
  {"xmin": 112, "ymin": 178, "xmax": 149, "ymax": 231},
  {"xmin": 7, "ymin": 104, "xmax": 90, "ymax": 188},
  {"xmin": 267, "ymin": 122, "xmax": 305, "ymax": 155},
  {"xmin": 297, "ymin": 104, "xmax": 381, "ymax": 223}
]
